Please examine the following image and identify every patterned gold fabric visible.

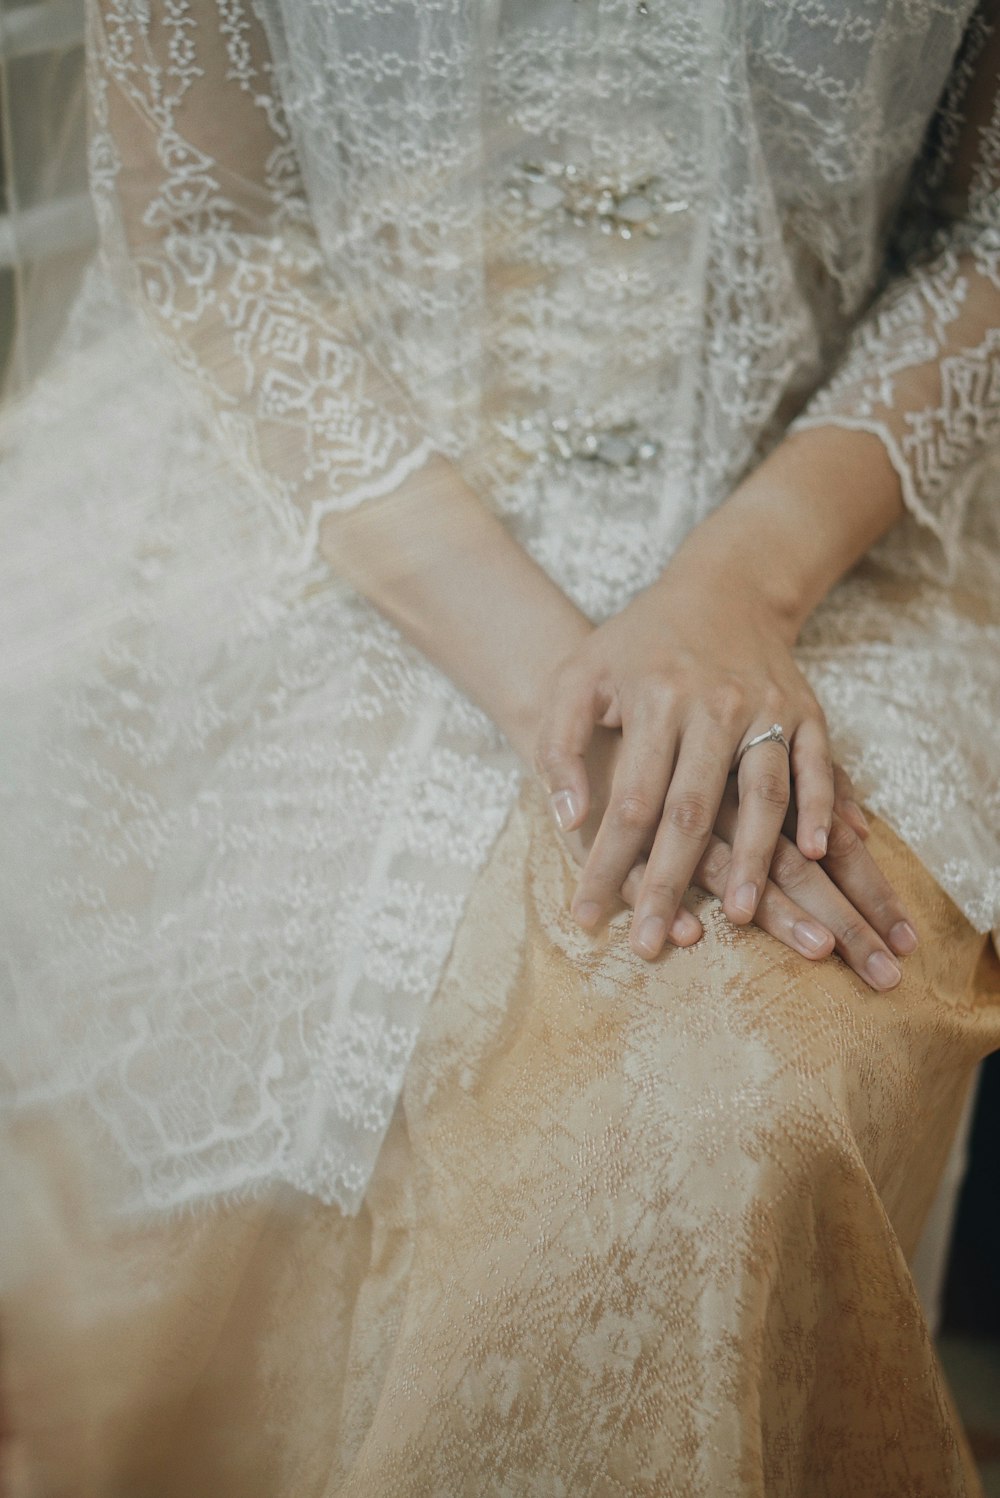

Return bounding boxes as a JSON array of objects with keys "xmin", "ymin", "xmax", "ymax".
[{"xmin": 4, "ymin": 780, "xmax": 999, "ymax": 1497}]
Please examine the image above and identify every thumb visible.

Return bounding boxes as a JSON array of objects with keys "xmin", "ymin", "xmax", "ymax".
[{"xmin": 534, "ymin": 681, "xmax": 597, "ymax": 834}]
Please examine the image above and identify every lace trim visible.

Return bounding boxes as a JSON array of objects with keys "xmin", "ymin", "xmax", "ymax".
[{"xmin": 790, "ymin": 412, "xmax": 976, "ymax": 576}]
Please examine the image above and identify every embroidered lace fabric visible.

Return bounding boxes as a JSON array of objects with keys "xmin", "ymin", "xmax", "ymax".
[{"xmin": 1, "ymin": 0, "xmax": 999, "ymax": 1217}]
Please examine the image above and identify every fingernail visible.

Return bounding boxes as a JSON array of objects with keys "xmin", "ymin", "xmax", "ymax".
[
  {"xmin": 845, "ymin": 800, "xmax": 870, "ymax": 835},
  {"xmin": 732, "ymin": 882, "xmax": 759, "ymax": 918},
  {"xmin": 865, "ymin": 951, "xmax": 901, "ymax": 990},
  {"xmin": 573, "ymin": 900, "xmax": 602, "ymax": 929},
  {"xmin": 635, "ymin": 915, "xmax": 666, "ymax": 955},
  {"xmin": 814, "ymin": 827, "xmax": 828, "ymax": 857},
  {"xmin": 793, "ymin": 920, "xmax": 830, "ymax": 955},
  {"xmin": 549, "ymin": 789, "xmax": 581, "ymax": 832},
  {"xmin": 670, "ymin": 910, "xmax": 701, "ymax": 944},
  {"xmin": 889, "ymin": 920, "xmax": 919, "ymax": 955}
]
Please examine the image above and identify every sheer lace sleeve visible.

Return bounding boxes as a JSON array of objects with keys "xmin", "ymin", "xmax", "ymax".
[
  {"xmin": 87, "ymin": 0, "xmax": 438, "ymax": 572},
  {"xmin": 792, "ymin": 8, "xmax": 1000, "ymax": 573}
]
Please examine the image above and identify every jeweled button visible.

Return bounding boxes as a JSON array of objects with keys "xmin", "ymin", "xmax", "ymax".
[
  {"xmin": 617, "ymin": 194, "xmax": 655, "ymax": 225},
  {"xmin": 526, "ymin": 180, "xmax": 566, "ymax": 211}
]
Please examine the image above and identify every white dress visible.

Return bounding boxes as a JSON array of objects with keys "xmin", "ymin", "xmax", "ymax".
[{"xmin": 1, "ymin": 0, "xmax": 999, "ymax": 1223}]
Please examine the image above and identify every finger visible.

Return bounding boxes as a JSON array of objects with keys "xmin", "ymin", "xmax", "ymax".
[
  {"xmin": 629, "ymin": 725, "xmax": 731, "ymax": 958},
  {"xmin": 832, "ymin": 763, "xmax": 870, "ymax": 840},
  {"xmin": 821, "ymin": 814, "xmax": 918, "ymax": 958},
  {"xmin": 767, "ymin": 834, "xmax": 903, "ymax": 991},
  {"xmin": 719, "ymin": 769, "xmax": 861, "ymax": 867},
  {"xmin": 620, "ymin": 860, "xmax": 646, "ymax": 907},
  {"xmin": 790, "ymin": 715, "xmax": 835, "ymax": 859},
  {"xmin": 571, "ymin": 695, "xmax": 678, "ymax": 929},
  {"xmin": 622, "ymin": 861, "xmax": 704, "ymax": 952},
  {"xmin": 722, "ymin": 735, "xmax": 791, "ymax": 924},
  {"xmin": 711, "ymin": 774, "xmax": 741, "ymax": 841},
  {"xmin": 709, "ymin": 796, "xmax": 916, "ymax": 982},
  {"xmin": 534, "ymin": 674, "xmax": 598, "ymax": 835},
  {"xmin": 694, "ymin": 836, "xmax": 835, "ymax": 961}
]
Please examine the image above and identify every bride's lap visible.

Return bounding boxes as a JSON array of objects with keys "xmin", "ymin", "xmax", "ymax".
[
  {"xmin": 402, "ymin": 776, "xmax": 996, "ymax": 1263},
  {"xmin": 339, "ymin": 778, "xmax": 996, "ymax": 1496},
  {"xmin": 4, "ymin": 778, "xmax": 997, "ymax": 1497}
]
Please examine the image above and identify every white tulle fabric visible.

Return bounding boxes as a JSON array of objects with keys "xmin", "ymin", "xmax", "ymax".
[{"xmin": 2, "ymin": 0, "xmax": 999, "ymax": 1218}]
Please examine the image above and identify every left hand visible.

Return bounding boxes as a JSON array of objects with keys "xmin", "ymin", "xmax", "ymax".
[{"xmin": 534, "ymin": 550, "xmax": 839, "ymax": 959}]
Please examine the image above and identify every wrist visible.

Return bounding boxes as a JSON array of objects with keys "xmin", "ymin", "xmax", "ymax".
[
  {"xmin": 667, "ymin": 425, "xmax": 906, "ymax": 639},
  {"xmin": 663, "ymin": 515, "xmax": 811, "ymax": 643},
  {"xmin": 499, "ymin": 612, "xmax": 593, "ymax": 766}
]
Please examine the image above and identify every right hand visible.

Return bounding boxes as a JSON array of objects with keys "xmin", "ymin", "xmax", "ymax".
[{"xmin": 553, "ymin": 729, "xmax": 918, "ymax": 992}]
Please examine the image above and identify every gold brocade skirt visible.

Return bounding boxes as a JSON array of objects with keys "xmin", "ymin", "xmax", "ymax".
[{"xmin": 5, "ymin": 778, "xmax": 1000, "ymax": 1498}]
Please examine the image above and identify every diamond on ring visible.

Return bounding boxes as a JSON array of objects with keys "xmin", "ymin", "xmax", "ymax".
[{"xmin": 737, "ymin": 723, "xmax": 791, "ymax": 766}]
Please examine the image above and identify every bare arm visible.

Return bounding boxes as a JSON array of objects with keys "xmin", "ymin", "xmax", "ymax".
[
  {"xmin": 677, "ymin": 425, "xmax": 906, "ymax": 641},
  {"xmin": 319, "ymin": 456, "xmax": 592, "ymax": 765}
]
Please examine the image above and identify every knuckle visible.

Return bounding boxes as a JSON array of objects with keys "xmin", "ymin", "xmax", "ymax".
[
  {"xmin": 646, "ymin": 670, "xmax": 677, "ymax": 704},
  {"xmin": 837, "ymin": 917, "xmax": 870, "ymax": 950},
  {"xmin": 867, "ymin": 888, "xmax": 902, "ymax": 928},
  {"xmin": 640, "ymin": 874, "xmax": 682, "ymax": 906},
  {"xmin": 826, "ymin": 819, "xmax": 861, "ymax": 861},
  {"xmin": 769, "ymin": 841, "xmax": 808, "ymax": 888},
  {"xmin": 533, "ymin": 740, "xmax": 565, "ymax": 779},
  {"xmin": 753, "ymin": 770, "xmax": 790, "ymax": 808},
  {"xmin": 707, "ymin": 681, "xmax": 746, "ymax": 728},
  {"xmin": 615, "ymin": 793, "xmax": 659, "ymax": 831},
  {"xmin": 664, "ymin": 793, "xmax": 714, "ymax": 841},
  {"xmin": 699, "ymin": 842, "xmax": 731, "ymax": 885}
]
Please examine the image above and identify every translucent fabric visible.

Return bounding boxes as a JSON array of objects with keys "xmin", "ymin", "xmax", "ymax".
[
  {"xmin": 4, "ymin": 784, "xmax": 999, "ymax": 1496},
  {"xmin": 1, "ymin": 0, "xmax": 999, "ymax": 1219},
  {"xmin": 0, "ymin": 4, "xmax": 92, "ymax": 397}
]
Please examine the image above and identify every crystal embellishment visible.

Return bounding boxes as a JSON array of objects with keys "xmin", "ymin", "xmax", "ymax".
[
  {"xmin": 507, "ymin": 161, "xmax": 688, "ymax": 239},
  {"xmin": 503, "ymin": 410, "xmax": 662, "ymax": 472}
]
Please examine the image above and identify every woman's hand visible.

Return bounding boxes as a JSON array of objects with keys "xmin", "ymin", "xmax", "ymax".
[
  {"xmin": 552, "ymin": 728, "xmax": 918, "ymax": 992},
  {"xmin": 534, "ymin": 425, "xmax": 916, "ymax": 965},
  {"xmin": 535, "ymin": 551, "xmax": 836, "ymax": 959}
]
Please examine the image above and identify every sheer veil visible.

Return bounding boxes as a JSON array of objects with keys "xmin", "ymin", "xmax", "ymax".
[{"xmin": 0, "ymin": 2, "xmax": 93, "ymax": 398}]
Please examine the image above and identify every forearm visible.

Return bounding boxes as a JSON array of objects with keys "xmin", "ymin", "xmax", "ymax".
[
  {"xmin": 319, "ymin": 454, "xmax": 592, "ymax": 762},
  {"xmin": 317, "ymin": 421, "xmax": 902, "ymax": 767},
  {"xmin": 665, "ymin": 424, "xmax": 906, "ymax": 637}
]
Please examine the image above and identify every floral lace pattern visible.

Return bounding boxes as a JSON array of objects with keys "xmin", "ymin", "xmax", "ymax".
[
  {"xmin": 88, "ymin": 0, "xmax": 438, "ymax": 569},
  {"xmin": 2, "ymin": 0, "xmax": 998, "ymax": 1218}
]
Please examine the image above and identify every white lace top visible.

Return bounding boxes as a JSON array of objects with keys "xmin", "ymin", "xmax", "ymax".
[{"xmin": 2, "ymin": 0, "xmax": 998, "ymax": 1217}]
